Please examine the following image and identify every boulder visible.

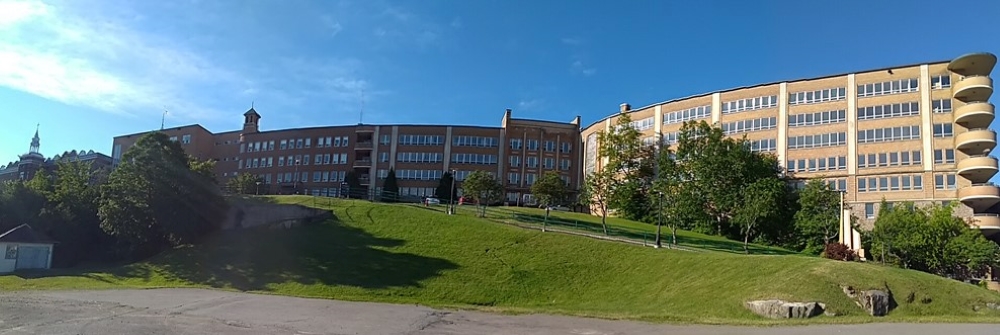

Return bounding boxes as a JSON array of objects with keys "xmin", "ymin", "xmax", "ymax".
[
  {"xmin": 745, "ymin": 300, "xmax": 826, "ymax": 319},
  {"xmin": 857, "ymin": 290, "xmax": 890, "ymax": 316}
]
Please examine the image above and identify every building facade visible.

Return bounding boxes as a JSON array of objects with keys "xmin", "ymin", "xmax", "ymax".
[
  {"xmin": 581, "ymin": 52, "xmax": 999, "ymax": 247},
  {"xmin": 0, "ymin": 128, "xmax": 113, "ymax": 183},
  {"xmin": 111, "ymin": 109, "xmax": 583, "ymax": 205}
]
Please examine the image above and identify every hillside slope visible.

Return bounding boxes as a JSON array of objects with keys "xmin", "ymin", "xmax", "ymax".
[{"xmin": 2, "ymin": 196, "xmax": 999, "ymax": 324}]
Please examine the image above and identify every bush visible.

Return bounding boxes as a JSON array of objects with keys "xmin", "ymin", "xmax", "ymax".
[{"xmin": 821, "ymin": 242, "xmax": 857, "ymax": 261}]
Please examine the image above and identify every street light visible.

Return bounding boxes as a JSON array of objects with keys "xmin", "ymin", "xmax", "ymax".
[
  {"xmin": 255, "ymin": 181, "xmax": 261, "ymax": 195},
  {"xmin": 655, "ymin": 190, "xmax": 663, "ymax": 249},
  {"xmin": 294, "ymin": 159, "xmax": 301, "ymax": 195}
]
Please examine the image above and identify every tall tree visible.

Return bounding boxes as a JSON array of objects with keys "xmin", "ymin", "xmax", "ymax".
[
  {"xmin": 793, "ymin": 179, "xmax": 842, "ymax": 254},
  {"xmin": 596, "ymin": 112, "xmax": 657, "ymax": 221},
  {"xmin": 188, "ymin": 156, "xmax": 218, "ymax": 184},
  {"xmin": 435, "ymin": 171, "xmax": 457, "ymax": 202},
  {"xmin": 733, "ymin": 177, "xmax": 786, "ymax": 254},
  {"xmin": 381, "ymin": 169, "xmax": 400, "ymax": 202},
  {"xmin": 580, "ymin": 169, "xmax": 614, "ymax": 235},
  {"xmin": 530, "ymin": 171, "xmax": 567, "ymax": 213},
  {"xmin": 462, "ymin": 171, "xmax": 504, "ymax": 217},
  {"xmin": 98, "ymin": 132, "xmax": 229, "ymax": 259},
  {"xmin": 345, "ymin": 171, "xmax": 363, "ymax": 199}
]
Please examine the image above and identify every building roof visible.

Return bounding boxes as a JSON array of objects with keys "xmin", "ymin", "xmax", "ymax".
[
  {"xmin": 0, "ymin": 224, "xmax": 57, "ymax": 244},
  {"xmin": 244, "ymin": 107, "xmax": 261, "ymax": 117}
]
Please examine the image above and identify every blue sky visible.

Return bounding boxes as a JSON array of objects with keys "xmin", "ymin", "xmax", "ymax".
[{"xmin": 1, "ymin": 0, "xmax": 999, "ymax": 168}]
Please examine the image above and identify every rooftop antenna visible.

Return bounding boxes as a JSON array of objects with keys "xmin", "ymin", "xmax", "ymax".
[{"xmin": 161, "ymin": 108, "xmax": 168, "ymax": 130}]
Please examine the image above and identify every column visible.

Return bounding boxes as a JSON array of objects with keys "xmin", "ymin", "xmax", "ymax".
[
  {"xmin": 389, "ymin": 126, "xmax": 399, "ymax": 169},
  {"xmin": 497, "ymin": 129, "xmax": 506, "ymax": 179},
  {"xmin": 711, "ymin": 93, "xmax": 722, "ymax": 124},
  {"xmin": 777, "ymin": 83, "xmax": 789, "ymax": 166},
  {"xmin": 846, "ymin": 74, "xmax": 858, "ymax": 176},
  {"xmin": 920, "ymin": 64, "xmax": 934, "ymax": 172},
  {"xmin": 443, "ymin": 126, "xmax": 453, "ymax": 171}
]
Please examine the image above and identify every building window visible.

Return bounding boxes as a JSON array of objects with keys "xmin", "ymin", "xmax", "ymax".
[
  {"xmin": 509, "ymin": 155, "xmax": 521, "ymax": 167},
  {"xmin": 526, "ymin": 140, "xmax": 539, "ymax": 151},
  {"xmin": 397, "ymin": 152, "xmax": 443, "ymax": 163},
  {"xmin": 560, "ymin": 159, "xmax": 570, "ymax": 171},
  {"xmin": 788, "ymin": 110, "xmax": 846, "ymax": 127},
  {"xmin": 5, "ymin": 245, "xmax": 17, "ymax": 259},
  {"xmin": 857, "ymin": 175, "xmax": 922, "ymax": 192},
  {"xmin": 865, "ymin": 203, "xmax": 875, "ymax": 219},
  {"xmin": 857, "ymin": 126, "xmax": 920, "ymax": 143},
  {"xmin": 858, "ymin": 150, "xmax": 921, "ymax": 168},
  {"xmin": 787, "ymin": 132, "xmax": 846, "ymax": 149},
  {"xmin": 453, "ymin": 136, "xmax": 499, "ymax": 147},
  {"xmin": 721, "ymin": 117, "xmax": 777, "ymax": 135},
  {"xmin": 398, "ymin": 135, "xmax": 444, "ymax": 146},
  {"xmin": 857, "ymin": 102, "xmax": 919, "ymax": 120},
  {"xmin": 935, "ymin": 174, "xmax": 957, "ymax": 190},
  {"xmin": 525, "ymin": 173, "xmax": 537, "ymax": 186},
  {"xmin": 543, "ymin": 158, "xmax": 554, "ymax": 169},
  {"xmin": 380, "ymin": 134, "xmax": 391, "ymax": 145},
  {"xmin": 510, "ymin": 139, "xmax": 522, "ymax": 150},
  {"xmin": 584, "ymin": 134, "xmax": 597, "ymax": 175},
  {"xmin": 934, "ymin": 149, "xmax": 956, "ymax": 164},
  {"xmin": 544, "ymin": 141, "xmax": 556, "ymax": 152},
  {"xmin": 560, "ymin": 142, "xmax": 571, "ymax": 153},
  {"xmin": 526, "ymin": 156, "xmax": 538, "ymax": 168},
  {"xmin": 933, "ymin": 123, "xmax": 953, "ymax": 138},
  {"xmin": 748, "ymin": 139, "xmax": 777, "ymax": 152},
  {"xmin": 721, "ymin": 95, "xmax": 778, "ymax": 114},
  {"xmin": 280, "ymin": 140, "xmax": 288, "ymax": 150},
  {"xmin": 932, "ymin": 99, "xmax": 952, "ymax": 113},
  {"xmin": 931, "ymin": 74, "xmax": 952, "ymax": 89},
  {"xmin": 787, "ymin": 156, "xmax": 847, "ymax": 173},
  {"xmin": 508, "ymin": 173, "xmax": 520, "ymax": 184},
  {"xmin": 303, "ymin": 155, "xmax": 310, "ymax": 165},
  {"xmin": 305, "ymin": 138, "xmax": 311, "ymax": 148},
  {"xmin": 181, "ymin": 134, "xmax": 191, "ymax": 144},
  {"xmin": 788, "ymin": 87, "xmax": 846, "ymax": 105},
  {"xmin": 268, "ymin": 140, "xmax": 275, "ymax": 151},
  {"xmin": 296, "ymin": 139, "xmax": 304, "ymax": 149},
  {"xmin": 451, "ymin": 153, "xmax": 498, "ymax": 164},
  {"xmin": 663, "ymin": 105, "xmax": 712, "ymax": 125},
  {"xmin": 857, "ymin": 78, "xmax": 919, "ymax": 97},
  {"xmin": 631, "ymin": 117, "xmax": 655, "ymax": 131}
]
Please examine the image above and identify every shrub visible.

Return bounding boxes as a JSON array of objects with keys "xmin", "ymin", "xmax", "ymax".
[{"xmin": 822, "ymin": 242, "xmax": 857, "ymax": 261}]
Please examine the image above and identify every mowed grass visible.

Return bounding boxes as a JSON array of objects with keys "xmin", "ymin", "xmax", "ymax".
[
  {"xmin": 492, "ymin": 205, "xmax": 797, "ymax": 254},
  {"xmin": 2, "ymin": 195, "xmax": 999, "ymax": 325}
]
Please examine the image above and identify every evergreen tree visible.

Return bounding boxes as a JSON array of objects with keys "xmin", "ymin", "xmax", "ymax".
[
  {"xmin": 435, "ymin": 171, "xmax": 457, "ymax": 201},
  {"xmin": 381, "ymin": 169, "xmax": 400, "ymax": 202}
]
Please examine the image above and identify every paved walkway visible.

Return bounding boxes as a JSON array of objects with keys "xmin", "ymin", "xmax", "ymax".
[{"xmin": 0, "ymin": 289, "xmax": 996, "ymax": 335}]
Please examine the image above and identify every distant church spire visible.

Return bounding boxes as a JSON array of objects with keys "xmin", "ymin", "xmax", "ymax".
[{"xmin": 29, "ymin": 123, "xmax": 40, "ymax": 154}]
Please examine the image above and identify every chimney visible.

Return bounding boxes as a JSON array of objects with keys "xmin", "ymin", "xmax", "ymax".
[
  {"xmin": 619, "ymin": 103, "xmax": 631, "ymax": 113},
  {"xmin": 501, "ymin": 108, "xmax": 513, "ymax": 128},
  {"xmin": 571, "ymin": 115, "xmax": 580, "ymax": 126}
]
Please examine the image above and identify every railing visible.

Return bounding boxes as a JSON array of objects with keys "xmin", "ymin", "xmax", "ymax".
[
  {"xmin": 355, "ymin": 141, "xmax": 373, "ymax": 149},
  {"xmin": 973, "ymin": 213, "xmax": 1000, "ymax": 218},
  {"xmin": 359, "ymin": 178, "xmax": 370, "ymax": 184},
  {"xmin": 971, "ymin": 182, "xmax": 997, "ymax": 187},
  {"xmin": 353, "ymin": 159, "xmax": 372, "ymax": 167}
]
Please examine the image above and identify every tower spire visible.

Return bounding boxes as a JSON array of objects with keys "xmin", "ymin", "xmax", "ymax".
[{"xmin": 29, "ymin": 123, "xmax": 40, "ymax": 154}]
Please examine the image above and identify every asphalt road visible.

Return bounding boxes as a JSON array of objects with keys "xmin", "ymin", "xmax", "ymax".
[{"xmin": 0, "ymin": 288, "xmax": 996, "ymax": 335}]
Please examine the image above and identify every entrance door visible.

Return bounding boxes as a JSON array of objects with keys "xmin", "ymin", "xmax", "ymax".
[{"xmin": 15, "ymin": 246, "xmax": 49, "ymax": 270}]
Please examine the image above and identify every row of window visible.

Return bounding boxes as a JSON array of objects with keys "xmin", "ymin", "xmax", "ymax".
[
  {"xmin": 788, "ymin": 132, "xmax": 847, "ymax": 149},
  {"xmin": 858, "ymin": 151, "xmax": 921, "ymax": 169},
  {"xmin": 453, "ymin": 136, "xmax": 499, "ymax": 147},
  {"xmin": 858, "ymin": 174, "xmax": 923, "ymax": 192},
  {"xmin": 787, "ymin": 156, "xmax": 847, "ymax": 173},
  {"xmin": 930, "ymin": 75, "xmax": 952, "ymax": 89},
  {"xmin": 315, "ymin": 136, "xmax": 351, "ymax": 148},
  {"xmin": 397, "ymin": 170, "xmax": 444, "ymax": 180},
  {"xmin": 510, "ymin": 139, "xmax": 572, "ymax": 153},
  {"xmin": 789, "ymin": 178, "xmax": 847, "ymax": 192},
  {"xmin": 857, "ymin": 126, "xmax": 920, "ymax": 143},
  {"xmin": 857, "ymin": 102, "xmax": 920, "ymax": 120},
  {"xmin": 632, "ymin": 117, "xmax": 656, "ymax": 131},
  {"xmin": 748, "ymin": 138, "xmax": 777, "ymax": 152},
  {"xmin": 453, "ymin": 153, "xmax": 498, "ymax": 164},
  {"xmin": 509, "ymin": 156, "xmax": 572, "ymax": 170},
  {"xmin": 663, "ymin": 105, "xmax": 712, "ymax": 125},
  {"xmin": 397, "ymin": 152, "xmax": 443, "ymax": 163},
  {"xmin": 857, "ymin": 78, "xmax": 919, "ymax": 97},
  {"xmin": 788, "ymin": 110, "xmax": 846, "ymax": 127},
  {"xmin": 399, "ymin": 135, "xmax": 445, "ymax": 146},
  {"xmin": 721, "ymin": 116, "xmax": 778, "ymax": 135},
  {"xmin": 721, "ymin": 95, "xmax": 778, "ymax": 114},
  {"xmin": 789, "ymin": 87, "xmax": 846, "ymax": 105}
]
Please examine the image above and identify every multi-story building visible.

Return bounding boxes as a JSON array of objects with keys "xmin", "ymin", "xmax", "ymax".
[
  {"xmin": 581, "ymin": 52, "xmax": 999, "ymax": 248},
  {"xmin": 111, "ymin": 108, "xmax": 583, "ymax": 205},
  {"xmin": 0, "ymin": 128, "xmax": 113, "ymax": 182}
]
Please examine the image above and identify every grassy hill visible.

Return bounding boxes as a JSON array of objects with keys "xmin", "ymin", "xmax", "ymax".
[{"xmin": 2, "ymin": 196, "xmax": 999, "ymax": 324}]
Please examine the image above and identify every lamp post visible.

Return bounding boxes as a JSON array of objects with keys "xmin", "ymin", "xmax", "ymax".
[
  {"xmin": 449, "ymin": 169, "xmax": 457, "ymax": 215},
  {"xmin": 656, "ymin": 190, "xmax": 663, "ymax": 249},
  {"xmin": 294, "ymin": 159, "xmax": 301, "ymax": 195},
  {"xmin": 255, "ymin": 181, "xmax": 261, "ymax": 195}
]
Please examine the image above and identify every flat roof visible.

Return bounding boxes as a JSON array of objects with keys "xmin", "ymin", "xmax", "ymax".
[{"xmin": 581, "ymin": 58, "xmax": 951, "ymax": 131}]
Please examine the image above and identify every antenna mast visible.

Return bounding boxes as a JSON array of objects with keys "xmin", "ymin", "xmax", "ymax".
[
  {"xmin": 161, "ymin": 108, "xmax": 168, "ymax": 130},
  {"xmin": 359, "ymin": 89, "xmax": 365, "ymax": 125}
]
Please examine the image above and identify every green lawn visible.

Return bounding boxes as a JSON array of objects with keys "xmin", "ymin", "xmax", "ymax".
[{"xmin": 2, "ymin": 196, "xmax": 999, "ymax": 325}]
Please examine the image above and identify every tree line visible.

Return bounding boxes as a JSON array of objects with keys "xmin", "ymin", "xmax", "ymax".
[
  {"xmin": 578, "ymin": 113, "xmax": 999, "ymax": 281},
  {"xmin": 0, "ymin": 132, "xmax": 229, "ymax": 265}
]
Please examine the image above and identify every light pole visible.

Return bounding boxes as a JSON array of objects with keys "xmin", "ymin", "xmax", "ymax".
[
  {"xmin": 449, "ymin": 169, "xmax": 456, "ymax": 215},
  {"xmin": 656, "ymin": 190, "xmax": 663, "ymax": 249},
  {"xmin": 255, "ymin": 181, "xmax": 261, "ymax": 195},
  {"xmin": 294, "ymin": 159, "xmax": 300, "ymax": 195}
]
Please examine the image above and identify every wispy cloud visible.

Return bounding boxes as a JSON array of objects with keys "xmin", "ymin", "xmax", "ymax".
[
  {"xmin": 561, "ymin": 37, "xmax": 584, "ymax": 46},
  {"xmin": 571, "ymin": 60, "xmax": 597, "ymax": 77},
  {"xmin": 518, "ymin": 98, "xmax": 545, "ymax": 111},
  {"xmin": 0, "ymin": 0, "xmax": 377, "ymax": 123},
  {"xmin": 450, "ymin": 17, "xmax": 462, "ymax": 29}
]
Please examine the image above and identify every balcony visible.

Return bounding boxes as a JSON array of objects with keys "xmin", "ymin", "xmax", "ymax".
[
  {"xmin": 970, "ymin": 213, "xmax": 1000, "ymax": 242},
  {"xmin": 952, "ymin": 76, "xmax": 993, "ymax": 102},
  {"xmin": 355, "ymin": 141, "xmax": 374, "ymax": 150},
  {"xmin": 355, "ymin": 125, "xmax": 376, "ymax": 133},
  {"xmin": 953, "ymin": 101, "xmax": 995, "ymax": 127},
  {"xmin": 359, "ymin": 176, "xmax": 371, "ymax": 185},
  {"xmin": 353, "ymin": 159, "xmax": 372, "ymax": 168},
  {"xmin": 958, "ymin": 183, "xmax": 1000, "ymax": 210},
  {"xmin": 954, "ymin": 128, "xmax": 997, "ymax": 154},
  {"xmin": 957, "ymin": 155, "xmax": 999, "ymax": 183},
  {"xmin": 947, "ymin": 52, "xmax": 997, "ymax": 77}
]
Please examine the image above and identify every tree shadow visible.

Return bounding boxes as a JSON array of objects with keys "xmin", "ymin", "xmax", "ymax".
[
  {"xmin": 142, "ymin": 217, "xmax": 459, "ymax": 291},
  {"xmin": 14, "ymin": 214, "xmax": 459, "ymax": 292}
]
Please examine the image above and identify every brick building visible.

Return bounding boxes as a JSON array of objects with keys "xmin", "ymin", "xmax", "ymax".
[
  {"xmin": 0, "ymin": 128, "xmax": 113, "ymax": 183},
  {"xmin": 111, "ymin": 108, "xmax": 582, "ymax": 205}
]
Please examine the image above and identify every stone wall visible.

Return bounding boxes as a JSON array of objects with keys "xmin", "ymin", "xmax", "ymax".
[
  {"xmin": 222, "ymin": 200, "xmax": 330, "ymax": 230},
  {"xmin": 849, "ymin": 201, "xmax": 972, "ymax": 231}
]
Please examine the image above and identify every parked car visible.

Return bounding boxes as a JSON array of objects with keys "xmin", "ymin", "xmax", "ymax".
[
  {"xmin": 546, "ymin": 206, "xmax": 570, "ymax": 211},
  {"xmin": 424, "ymin": 197, "xmax": 441, "ymax": 205}
]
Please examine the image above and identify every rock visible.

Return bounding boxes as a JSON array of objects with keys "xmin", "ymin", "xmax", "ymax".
[
  {"xmin": 857, "ymin": 290, "xmax": 890, "ymax": 316},
  {"xmin": 987, "ymin": 302, "xmax": 1000, "ymax": 310},
  {"xmin": 745, "ymin": 300, "xmax": 826, "ymax": 319},
  {"xmin": 841, "ymin": 285, "xmax": 856, "ymax": 298}
]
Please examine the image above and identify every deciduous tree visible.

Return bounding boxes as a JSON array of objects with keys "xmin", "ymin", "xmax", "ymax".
[
  {"xmin": 733, "ymin": 177, "xmax": 786, "ymax": 254},
  {"xmin": 793, "ymin": 179, "xmax": 842, "ymax": 254},
  {"xmin": 531, "ymin": 171, "xmax": 567, "ymax": 211},
  {"xmin": 462, "ymin": 171, "xmax": 503, "ymax": 217}
]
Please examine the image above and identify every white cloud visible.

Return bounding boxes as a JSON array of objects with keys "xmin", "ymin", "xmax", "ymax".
[
  {"xmin": 518, "ymin": 99, "xmax": 544, "ymax": 111},
  {"xmin": 571, "ymin": 59, "xmax": 597, "ymax": 77},
  {"xmin": 561, "ymin": 37, "xmax": 584, "ymax": 46},
  {"xmin": 321, "ymin": 15, "xmax": 343, "ymax": 37}
]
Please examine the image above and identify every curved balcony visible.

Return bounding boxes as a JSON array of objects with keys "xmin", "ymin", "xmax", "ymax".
[
  {"xmin": 970, "ymin": 213, "xmax": 1000, "ymax": 242},
  {"xmin": 953, "ymin": 101, "xmax": 995, "ymax": 127},
  {"xmin": 955, "ymin": 128, "xmax": 997, "ymax": 154},
  {"xmin": 947, "ymin": 52, "xmax": 997, "ymax": 77},
  {"xmin": 958, "ymin": 183, "xmax": 1000, "ymax": 211},
  {"xmin": 952, "ymin": 76, "xmax": 993, "ymax": 102},
  {"xmin": 957, "ymin": 155, "xmax": 999, "ymax": 183}
]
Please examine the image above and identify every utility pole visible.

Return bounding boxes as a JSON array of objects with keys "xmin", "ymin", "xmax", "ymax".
[
  {"xmin": 656, "ymin": 191, "xmax": 663, "ymax": 248},
  {"xmin": 161, "ymin": 109, "xmax": 168, "ymax": 130},
  {"xmin": 449, "ymin": 169, "xmax": 456, "ymax": 215}
]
